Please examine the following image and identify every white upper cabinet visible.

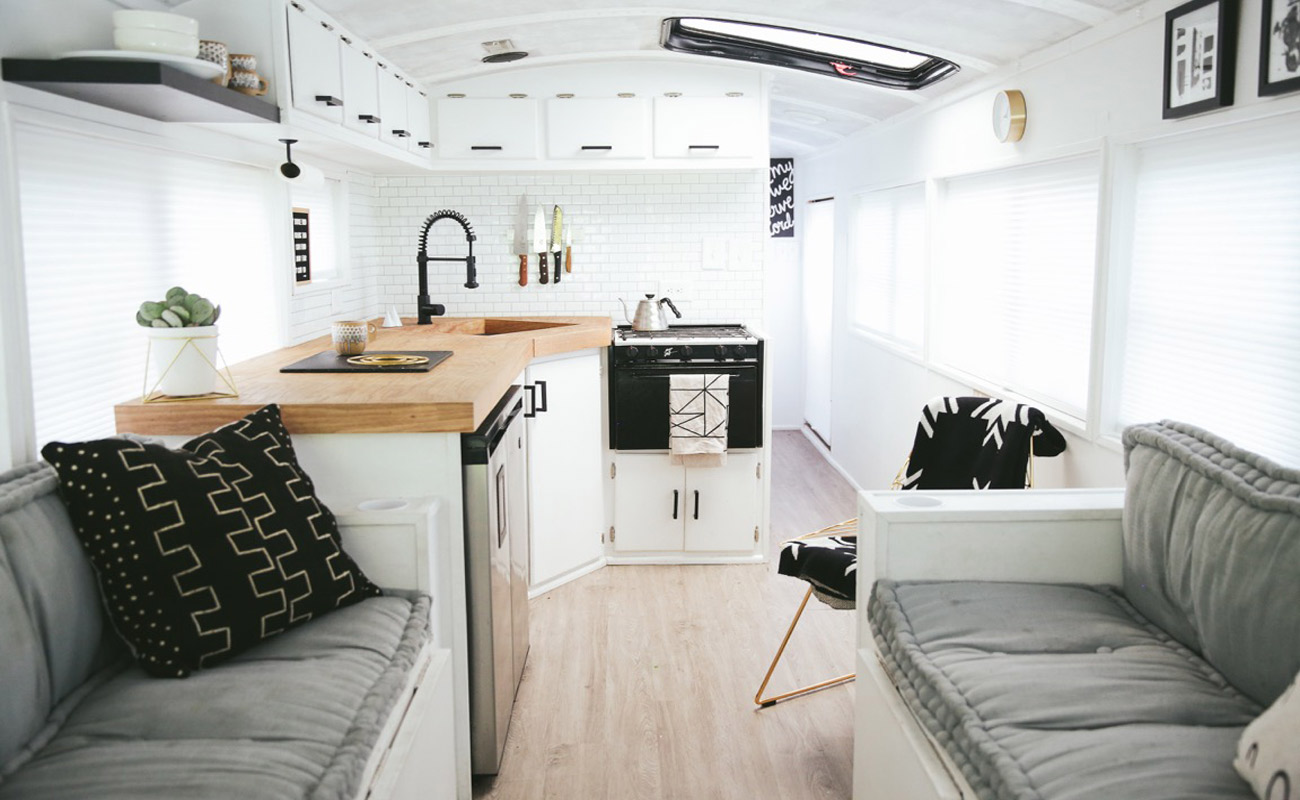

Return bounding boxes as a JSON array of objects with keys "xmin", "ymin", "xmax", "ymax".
[
  {"xmin": 435, "ymin": 99, "xmax": 540, "ymax": 159},
  {"xmin": 285, "ymin": 2, "xmax": 344, "ymax": 123},
  {"xmin": 545, "ymin": 98, "xmax": 649, "ymax": 159},
  {"xmin": 407, "ymin": 85, "xmax": 433, "ymax": 155},
  {"xmin": 653, "ymin": 95, "xmax": 762, "ymax": 159},
  {"xmin": 339, "ymin": 39, "xmax": 381, "ymax": 137},
  {"xmin": 377, "ymin": 67, "xmax": 411, "ymax": 148}
]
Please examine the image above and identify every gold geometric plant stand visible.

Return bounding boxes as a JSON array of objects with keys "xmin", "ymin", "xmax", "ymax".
[{"xmin": 141, "ymin": 334, "xmax": 238, "ymax": 404}]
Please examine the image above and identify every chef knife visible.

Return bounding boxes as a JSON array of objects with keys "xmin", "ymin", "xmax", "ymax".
[
  {"xmin": 564, "ymin": 224, "xmax": 573, "ymax": 273},
  {"xmin": 513, "ymin": 193, "xmax": 530, "ymax": 287},
  {"xmin": 533, "ymin": 206, "xmax": 549, "ymax": 284},
  {"xmin": 551, "ymin": 205, "xmax": 563, "ymax": 283}
]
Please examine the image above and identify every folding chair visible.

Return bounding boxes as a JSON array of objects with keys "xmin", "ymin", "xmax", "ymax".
[{"xmin": 754, "ymin": 396, "xmax": 1066, "ymax": 707}]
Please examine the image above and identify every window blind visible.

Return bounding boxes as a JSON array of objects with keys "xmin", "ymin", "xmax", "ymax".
[
  {"xmin": 932, "ymin": 155, "xmax": 1100, "ymax": 417},
  {"xmin": 850, "ymin": 183, "xmax": 926, "ymax": 350},
  {"xmin": 1115, "ymin": 115, "xmax": 1300, "ymax": 467},
  {"xmin": 16, "ymin": 125, "xmax": 283, "ymax": 448}
]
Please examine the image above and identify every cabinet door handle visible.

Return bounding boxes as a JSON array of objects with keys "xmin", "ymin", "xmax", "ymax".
[
  {"xmin": 471, "ymin": 145, "xmax": 503, "ymax": 151},
  {"xmin": 535, "ymin": 380, "xmax": 548, "ymax": 413},
  {"xmin": 417, "ymin": 141, "xmax": 433, "ymax": 149},
  {"xmin": 581, "ymin": 145, "xmax": 613, "ymax": 151},
  {"xmin": 393, "ymin": 129, "xmax": 412, "ymax": 138},
  {"xmin": 523, "ymin": 384, "xmax": 537, "ymax": 417},
  {"xmin": 358, "ymin": 114, "xmax": 381, "ymax": 124},
  {"xmin": 672, "ymin": 490, "xmax": 679, "ymax": 520},
  {"xmin": 315, "ymin": 95, "xmax": 344, "ymax": 107},
  {"xmin": 688, "ymin": 144, "xmax": 720, "ymax": 150},
  {"xmin": 693, "ymin": 490, "xmax": 700, "ymax": 520}
]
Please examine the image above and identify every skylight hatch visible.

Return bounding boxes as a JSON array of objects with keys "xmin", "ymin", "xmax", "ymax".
[{"xmin": 660, "ymin": 17, "xmax": 959, "ymax": 90}]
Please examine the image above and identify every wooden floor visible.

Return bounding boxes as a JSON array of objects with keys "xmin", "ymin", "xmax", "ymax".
[{"xmin": 474, "ymin": 430, "xmax": 859, "ymax": 800}]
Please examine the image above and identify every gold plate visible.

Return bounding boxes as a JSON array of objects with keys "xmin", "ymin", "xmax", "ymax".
[{"xmin": 346, "ymin": 354, "xmax": 430, "ymax": 367}]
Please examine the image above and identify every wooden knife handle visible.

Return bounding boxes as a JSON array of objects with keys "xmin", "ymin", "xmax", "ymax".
[
  {"xmin": 539, "ymin": 252, "xmax": 549, "ymax": 284},
  {"xmin": 553, "ymin": 251, "xmax": 562, "ymax": 283},
  {"xmin": 565, "ymin": 246, "xmax": 572, "ymax": 273},
  {"xmin": 518, "ymin": 254, "xmax": 528, "ymax": 287}
]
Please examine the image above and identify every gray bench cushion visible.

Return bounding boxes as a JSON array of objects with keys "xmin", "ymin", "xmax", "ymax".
[
  {"xmin": 1122, "ymin": 421, "xmax": 1300, "ymax": 708},
  {"xmin": 0, "ymin": 593, "xmax": 431, "ymax": 800},
  {"xmin": 869, "ymin": 580, "xmax": 1259, "ymax": 800}
]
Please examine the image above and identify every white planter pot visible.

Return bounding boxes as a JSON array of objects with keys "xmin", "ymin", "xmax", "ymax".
[{"xmin": 146, "ymin": 325, "xmax": 219, "ymax": 396}]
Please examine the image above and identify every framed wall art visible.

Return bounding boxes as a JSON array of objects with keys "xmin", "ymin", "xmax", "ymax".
[
  {"xmin": 1163, "ymin": 0, "xmax": 1238, "ymax": 119},
  {"xmin": 1259, "ymin": 0, "xmax": 1300, "ymax": 95}
]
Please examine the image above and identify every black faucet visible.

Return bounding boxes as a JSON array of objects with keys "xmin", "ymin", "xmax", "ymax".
[{"xmin": 416, "ymin": 209, "xmax": 478, "ymax": 324}]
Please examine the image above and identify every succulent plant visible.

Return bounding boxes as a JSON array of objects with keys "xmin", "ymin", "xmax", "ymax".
[{"xmin": 136, "ymin": 286, "xmax": 221, "ymax": 328}]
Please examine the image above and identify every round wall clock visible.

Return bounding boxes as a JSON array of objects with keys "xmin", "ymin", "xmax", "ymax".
[{"xmin": 992, "ymin": 89, "xmax": 1027, "ymax": 143}]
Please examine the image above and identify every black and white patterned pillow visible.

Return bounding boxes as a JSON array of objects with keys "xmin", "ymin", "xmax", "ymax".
[
  {"xmin": 1236, "ymin": 671, "xmax": 1299, "ymax": 800},
  {"xmin": 41, "ymin": 404, "xmax": 381, "ymax": 678}
]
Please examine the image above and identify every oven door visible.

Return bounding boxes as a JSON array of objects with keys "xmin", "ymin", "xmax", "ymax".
[{"xmin": 609, "ymin": 361, "xmax": 762, "ymax": 450}]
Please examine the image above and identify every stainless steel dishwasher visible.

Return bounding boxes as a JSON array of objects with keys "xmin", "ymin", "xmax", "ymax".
[{"xmin": 461, "ymin": 385, "xmax": 530, "ymax": 775}]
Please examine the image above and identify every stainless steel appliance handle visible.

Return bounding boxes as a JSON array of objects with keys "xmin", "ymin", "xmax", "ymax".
[{"xmin": 672, "ymin": 489, "xmax": 679, "ymax": 520}]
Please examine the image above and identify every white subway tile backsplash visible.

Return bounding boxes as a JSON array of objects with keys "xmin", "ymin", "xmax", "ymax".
[{"xmin": 287, "ymin": 169, "xmax": 767, "ymax": 341}]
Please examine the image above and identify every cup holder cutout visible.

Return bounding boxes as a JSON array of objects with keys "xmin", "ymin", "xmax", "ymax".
[
  {"xmin": 895, "ymin": 495, "xmax": 943, "ymax": 508},
  {"xmin": 357, "ymin": 498, "xmax": 409, "ymax": 512}
]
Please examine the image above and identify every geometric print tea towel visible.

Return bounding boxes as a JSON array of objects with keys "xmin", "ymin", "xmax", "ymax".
[{"xmin": 669, "ymin": 373, "xmax": 729, "ymax": 467}]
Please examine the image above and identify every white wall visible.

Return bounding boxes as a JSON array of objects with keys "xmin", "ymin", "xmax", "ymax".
[{"xmin": 797, "ymin": 0, "xmax": 1300, "ymax": 490}]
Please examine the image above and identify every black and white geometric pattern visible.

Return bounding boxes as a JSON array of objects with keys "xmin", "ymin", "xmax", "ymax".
[
  {"xmin": 1235, "ymin": 670, "xmax": 1298, "ymax": 800},
  {"xmin": 899, "ymin": 396, "xmax": 1067, "ymax": 490},
  {"xmin": 669, "ymin": 374, "xmax": 730, "ymax": 457},
  {"xmin": 777, "ymin": 534, "xmax": 858, "ymax": 609},
  {"xmin": 41, "ymin": 404, "xmax": 380, "ymax": 678}
]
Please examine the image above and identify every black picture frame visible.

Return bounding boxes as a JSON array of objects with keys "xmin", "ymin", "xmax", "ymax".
[
  {"xmin": 1259, "ymin": 0, "xmax": 1300, "ymax": 96},
  {"xmin": 1163, "ymin": 0, "xmax": 1238, "ymax": 119}
]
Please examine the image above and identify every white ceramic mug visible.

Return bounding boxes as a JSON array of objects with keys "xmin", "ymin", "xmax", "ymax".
[{"xmin": 331, "ymin": 320, "xmax": 377, "ymax": 356}]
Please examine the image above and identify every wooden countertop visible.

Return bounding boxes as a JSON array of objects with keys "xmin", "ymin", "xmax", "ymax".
[{"xmin": 115, "ymin": 316, "xmax": 612, "ymax": 435}]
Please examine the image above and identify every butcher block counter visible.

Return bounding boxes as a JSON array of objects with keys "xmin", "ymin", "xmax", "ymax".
[{"xmin": 114, "ymin": 316, "xmax": 612, "ymax": 436}]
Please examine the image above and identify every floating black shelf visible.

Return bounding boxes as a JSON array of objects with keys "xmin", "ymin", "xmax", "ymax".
[{"xmin": 2, "ymin": 58, "xmax": 280, "ymax": 124}]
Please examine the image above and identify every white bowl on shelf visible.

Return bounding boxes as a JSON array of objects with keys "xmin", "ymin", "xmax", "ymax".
[
  {"xmin": 113, "ymin": 27, "xmax": 199, "ymax": 58},
  {"xmin": 111, "ymin": 10, "xmax": 199, "ymax": 36}
]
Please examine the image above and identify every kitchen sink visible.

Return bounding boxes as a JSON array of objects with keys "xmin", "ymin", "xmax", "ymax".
[{"xmin": 421, "ymin": 318, "xmax": 575, "ymax": 336}]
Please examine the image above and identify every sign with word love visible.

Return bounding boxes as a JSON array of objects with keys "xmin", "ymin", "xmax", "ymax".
[{"xmin": 770, "ymin": 158, "xmax": 794, "ymax": 238}]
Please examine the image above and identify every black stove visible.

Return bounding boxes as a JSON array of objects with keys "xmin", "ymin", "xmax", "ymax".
[{"xmin": 611, "ymin": 324, "xmax": 760, "ymax": 365}]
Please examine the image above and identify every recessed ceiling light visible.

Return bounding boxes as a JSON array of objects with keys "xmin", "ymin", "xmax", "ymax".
[{"xmin": 660, "ymin": 17, "xmax": 958, "ymax": 90}]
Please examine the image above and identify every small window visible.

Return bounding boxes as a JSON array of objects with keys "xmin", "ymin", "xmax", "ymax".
[{"xmin": 660, "ymin": 17, "xmax": 959, "ymax": 90}]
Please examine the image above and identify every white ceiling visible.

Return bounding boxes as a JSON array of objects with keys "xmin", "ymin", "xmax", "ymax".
[{"xmin": 309, "ymin": 0, "xmax": 1148, "ymax": 156}]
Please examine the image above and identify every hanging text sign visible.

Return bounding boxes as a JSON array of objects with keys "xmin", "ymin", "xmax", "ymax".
[
  {"xmin": 292, "ymin": 207, "xmax": 311, "ymax": 284},
  {"xmin": 770, "ymin": 158, "xmax": 794, "ymax": 237}
]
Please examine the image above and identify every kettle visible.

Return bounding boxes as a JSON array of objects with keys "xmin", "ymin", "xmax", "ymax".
[{"xmin": 619, "ymin": 294, "xmax": 682, "ymax": 331}]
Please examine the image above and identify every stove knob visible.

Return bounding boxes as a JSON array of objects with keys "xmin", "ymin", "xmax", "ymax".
[
  {"xmin": 681, "ymin": 346, "xmax": 694, "ymax": 360},
  {"xmin": 733, "ymin": 345, "xmax": 750, "ymax": 359},
  {"xmin": 715, "ymin": 345, "xmax": 727, "ymax": 358},
  {"xmin": 627, "ymin": 346, "xmax": 639, "ymax": 360},
  {"xmin": 647, "ymin": 346, "xmax": 659, "ymax": 358}
]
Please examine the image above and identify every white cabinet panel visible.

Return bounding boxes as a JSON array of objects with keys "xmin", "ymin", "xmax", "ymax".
[
  {"xmin": 339, "ymin": 40, "xmax": 380, "ymax": 136},
  {"xmin": 685, "ymin": 452, "xmax": 760, "ymax": 552},
  {"xmin": 546, "ymin": 98, "xmax": 649, "ymax": 159},
  {"xmin": 527, "ymin": 352, "xmax": 605, "ymax": 586},
  {"xmin": 612, "ymin": 454, "xmax": 685, "ymax": 552},
  {"xmin": 378, "ymin": 67, "xmax": 411, "ymax": 148},
  {"xmin": 407, "ymin": 85, "xmax": 433, "ymax": 155},
  {"xmin": 653, "ymin": 96, "xmax": 761, "ymax": 159},
  {"xmin": 613, "ymin": 452, "xmax": 761, "ymax": 554},
  {"xmin": 285, "ymin": 3, "xmax": 343, "ymax": 123},
  {"xmin": 436, "ymin": 99, "xmax": 540, "ymax": 159}
]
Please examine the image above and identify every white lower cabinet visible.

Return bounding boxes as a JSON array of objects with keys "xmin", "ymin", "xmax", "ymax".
[
  {"xmin": 525, "ymin": 350, "xmax": 605, "ymax": 590},
  {"xmin": 612, "ymin": 452, "xmax": 761, "ymax": 554}
]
